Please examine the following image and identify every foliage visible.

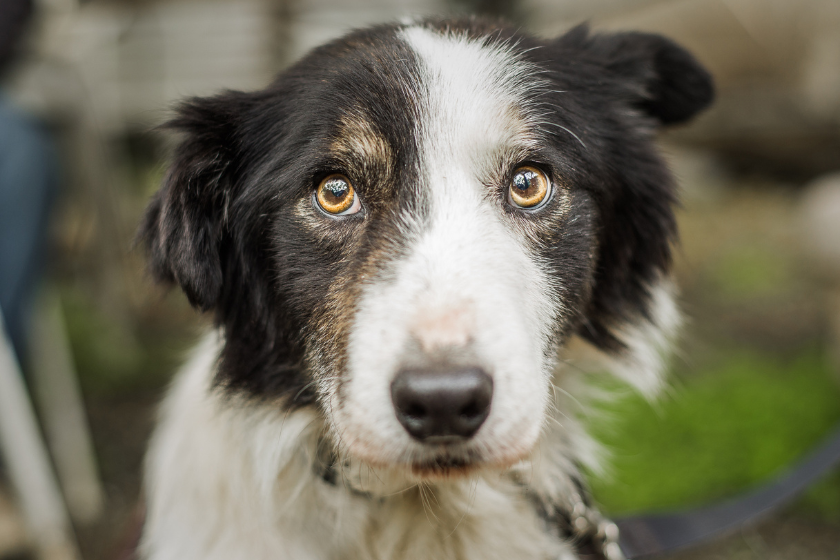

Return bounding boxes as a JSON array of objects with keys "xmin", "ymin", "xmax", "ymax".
[{"xmin": 587, "ymin": 348, "xmax": 840, "ymax": 519}]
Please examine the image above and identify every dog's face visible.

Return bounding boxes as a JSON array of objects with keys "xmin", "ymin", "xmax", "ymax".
[{"xmin": 141, "ymin": 20, "xmax": 712, "ymax": 478}]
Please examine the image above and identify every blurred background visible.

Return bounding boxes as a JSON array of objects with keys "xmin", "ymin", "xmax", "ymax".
[{"xmin": 0, "ymin": 0, "xmax": 839, "ymax": 559}]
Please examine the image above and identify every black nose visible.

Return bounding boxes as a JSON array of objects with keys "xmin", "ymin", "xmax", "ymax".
[{"xmin": 391, "ymin": 367, "xmax": 493, "ymax": 442}]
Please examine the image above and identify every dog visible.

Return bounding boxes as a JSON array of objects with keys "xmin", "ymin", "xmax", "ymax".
[{"xmin": 138, "ymin": 17, "xmax": 713, "ymax": 560}]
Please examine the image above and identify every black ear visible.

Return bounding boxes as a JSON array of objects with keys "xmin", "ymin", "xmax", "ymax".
[
  {"xmin": 564, "ymin": 26, "xmax": 714, "ymax": 125},
  {"xmin": 138, "ymin": 92, "xmax": 249, "ymax": 311}
]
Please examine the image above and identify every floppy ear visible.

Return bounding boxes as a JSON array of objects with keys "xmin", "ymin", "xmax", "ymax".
[
  {"xmin": 560, "ymin": 25, "xmax": 715, "ymax": 126},
  {"xmin": 139, "ymin": 92, "xmax": 250, "ymax": 311},
  {"xmin": 140, "ymin": 90, "xmax": 312, "ymax": 401}
]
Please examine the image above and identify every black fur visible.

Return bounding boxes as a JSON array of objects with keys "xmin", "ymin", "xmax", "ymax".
[
  {"xmin": 139, "ymin": 19, "xmax": 713, "ymax": 403},
  {"xmin": 140, "ymin": 25, "xmax": 424, "ymax": 405}
]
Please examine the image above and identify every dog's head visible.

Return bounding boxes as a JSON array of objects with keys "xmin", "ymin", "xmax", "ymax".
[{"xmin": 140, "ymin": 19, "xmax": 712, "ymax": 478}]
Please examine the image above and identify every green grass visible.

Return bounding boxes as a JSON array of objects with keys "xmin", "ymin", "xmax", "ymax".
[{"xmin": 586, "ymin": 349, "xmax": 840, "ymax": 519}]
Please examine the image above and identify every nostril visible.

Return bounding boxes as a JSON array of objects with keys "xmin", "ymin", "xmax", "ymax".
[
  {"xmin": 459, "ymin": 401, "xmax": 482, "ymax": 420},
  {"xmin": 405, "ymin": 403, "xmax": 426, "ymax": 420},
  {"xmin": 391, "ymin": 366, "xmax": 493, "ymax": 441}
]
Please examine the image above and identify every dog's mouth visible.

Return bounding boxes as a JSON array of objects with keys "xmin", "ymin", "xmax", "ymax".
[
  {"xmin": 405, "ymin": 441, "xmax": 528, "ymax": 480},
  {"xmin": 337, "ymin": 423, "xmax": 540, "ymax": 481},
  {"xmin": 334, "ymin": 436, "xmax": 537, "ymax": 487},
  {"xmin": 407, "ymin": 448, "xmax": 529, "ymax": 480},
  {"xmin": 410, "ymin": 455, "xmax": 475, "ymax": 479}
]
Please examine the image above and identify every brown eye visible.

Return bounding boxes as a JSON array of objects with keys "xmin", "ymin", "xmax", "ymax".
[
  {"xmin": 509, "ymin": 166, "xmax": 550, "ymax": 209},
  {"xmin": 316, "ymin": 174, "xmax": 361, "ymax": 215}
]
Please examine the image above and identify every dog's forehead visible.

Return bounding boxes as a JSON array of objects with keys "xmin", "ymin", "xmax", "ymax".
[
  {"xmin": 402, "ymin": 25, "xmax": 547, "ymax": 189},
  {"xmin": 305, "ymin": 24, "xmax": 546, "ymax": 187},
  {"xmin": 400, "ymin": 25, "xmax": 544, "ymax": 146}
]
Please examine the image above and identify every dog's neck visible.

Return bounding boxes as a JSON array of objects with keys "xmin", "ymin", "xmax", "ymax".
[
  {"xmin": 315, "ymin": 440, "xmax": 621, "ymax": 560},
  {"xmin": 142, "ymin": 334, "xmax": 617, "ymax": 560}
]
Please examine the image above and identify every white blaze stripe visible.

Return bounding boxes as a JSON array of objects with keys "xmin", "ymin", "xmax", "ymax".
[{"xmin": 401, "ymin": 25, "xmax": 550, "ymax": 184}]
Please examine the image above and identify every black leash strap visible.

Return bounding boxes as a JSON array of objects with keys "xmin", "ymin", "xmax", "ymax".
[{"xmin": 614, "ymin": 424, "xmax": 840, "ymax": 558}]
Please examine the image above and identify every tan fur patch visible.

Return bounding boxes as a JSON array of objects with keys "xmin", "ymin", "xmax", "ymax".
[
  {"xmin": 331, "ymin": 112, "xmax": 394, "ymax": 175},
  {"xmin": 410, "ymin": 304, "xmax": 475, "ymax": 353}
]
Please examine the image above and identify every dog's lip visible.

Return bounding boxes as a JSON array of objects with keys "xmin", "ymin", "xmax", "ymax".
[
  {"xmin": 416, "ymin": 455, "xmax": 469, "ymax": 469},
  {"xmin": 421, "ymin": 435, "xmax": 469, "ymax": 445},
  {"xmin": 341, "ymin": 432, "xmax": 535, "ymax": 477},
  {"xmin": 407, "ymin": 444, "xmax": 533, "ymax": 480}
]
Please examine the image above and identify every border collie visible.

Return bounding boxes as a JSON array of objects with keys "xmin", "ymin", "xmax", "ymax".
[{"xmin": 138, "ymin": 17, "xmax": 713, "ymax": 560}]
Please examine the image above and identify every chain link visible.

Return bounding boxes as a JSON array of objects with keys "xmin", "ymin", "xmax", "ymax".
[{"xmin": 567, "ymin": 493, "xmax": 625, "ymax": 560}]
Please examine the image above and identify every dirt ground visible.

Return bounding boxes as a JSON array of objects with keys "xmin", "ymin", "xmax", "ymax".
[{"xmin": 670, "ymin": 516, "xmax": 840, "ymax": 560}]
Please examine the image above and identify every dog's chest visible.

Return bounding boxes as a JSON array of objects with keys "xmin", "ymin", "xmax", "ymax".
[{"xmin": 310, "ymin": 480, "xmax": 575, "ymax": 560}]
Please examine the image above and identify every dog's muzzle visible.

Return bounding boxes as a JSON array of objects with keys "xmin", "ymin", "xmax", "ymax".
[{"xmin": 391, "ymin": 366, "xmax": 493, "ymax": 442}]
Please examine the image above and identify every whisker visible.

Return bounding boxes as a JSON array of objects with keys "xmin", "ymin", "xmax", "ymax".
[
  {"xmin": 550, "ymin": 380, "xmax": 585, "ymax": 411},
  {"xmin": 446, "ymin": 478, "xmax": 478, "ymax": 537},
  {"xmin": 538, "ymin": 121, "xmax": 587, "ymax": 148}
]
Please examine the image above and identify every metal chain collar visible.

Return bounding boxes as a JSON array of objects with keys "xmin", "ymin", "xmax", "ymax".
[{"xmin": 565, "ymin": 491, "xmax": 625, "ymax": 560}]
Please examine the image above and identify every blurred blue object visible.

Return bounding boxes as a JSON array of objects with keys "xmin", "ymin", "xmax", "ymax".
[{"xmin": 0, "ymin": 91, "xmax": 58, "ymax": 365}]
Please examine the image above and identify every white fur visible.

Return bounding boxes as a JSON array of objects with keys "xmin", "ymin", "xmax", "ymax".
[
  {"xmin": 142, "ymin": 335, "xmax": 365, "ymax": 560},
  {"xmin": 557, "ymin": 279, "xmax": 680, "ymax": 399},
  {"xmin": 143, "ymin": 334, "xmax": 579, "ymax": 560}
]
